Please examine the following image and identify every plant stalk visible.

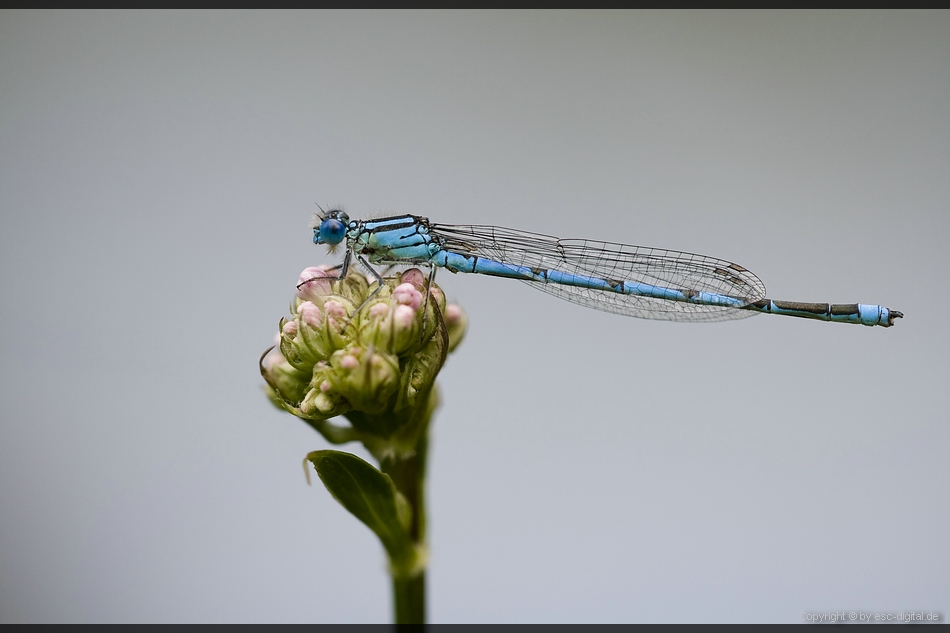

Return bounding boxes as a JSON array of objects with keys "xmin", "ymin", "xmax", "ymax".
[
  {"xmin": 393, "ymin": 572, "xmax": 426, "ymax": 625},
  {"xmin": 382, "ymin": 428, "xmax": 429, "ymax": 624}
]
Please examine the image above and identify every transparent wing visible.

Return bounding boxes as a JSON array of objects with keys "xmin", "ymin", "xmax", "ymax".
[{"xmin": 430, "ymin": 223, "xmax": 766, "ymax": 322}]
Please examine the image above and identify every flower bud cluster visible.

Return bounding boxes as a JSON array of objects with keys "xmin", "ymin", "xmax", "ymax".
[{"xmin": 262, "ymin": 267, "xmax": 466, "ymax": 443}]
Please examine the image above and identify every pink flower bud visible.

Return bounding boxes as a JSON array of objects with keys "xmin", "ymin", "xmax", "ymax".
[
  {"xmin": 340, "ymin": 354, "xmax": 359, "ymax": 369},
  {"xmin": 281, "ymin": 320, "xmax": 298, "ymax": 337},
  {"xmin": 297, "ymin": 301, "xmax": 323, "ymax": 328},
  {"xmin": 324, "ymin": 300, "xmax": 347, "ymax": 319},
  {"xmin": 298, "ymin": 265, "xmax": 333, "ymax": 283},
  {"xmin": 444, "ymin": 303, "xmax": 467, "ymax": 352},
  {"xmin": 393, "ymin": 304, "xmax": 416, "ymax": 329},
  {"xmin": 261, "ymin": 348, "xmax": 285, "ymax": 370},
  {"xmin": 400, "ymin": 268, "xmax": 426, "ymax": 290},
  {"xmin": 393, "ymin": 283, "xmax": 423, "ymax": 311},
  {"xmin": 368, "ymin": 302, "xmax": 390, "ymax": 319},
  {"xmin": 444, "ymin": 304, "xmax": 463, "ymax": 325},
  {"xmin": 297, "ymin": 266, "xmax": 333, "ymax": 301},
  {"xmin": 322, "ymin": 299, "xmax": 349, "ymax": 336}
]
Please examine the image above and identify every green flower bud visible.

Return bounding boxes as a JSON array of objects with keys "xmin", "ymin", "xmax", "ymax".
[
  {"xmin": 358, "ymin": 283, "xmax": 427, "ymax": 356},
  {"xmin": 299, "ymin": 361, "xmax": 349, "ymax": 418},
  {"xmin": 336, "ymin": 270, "xmax": 371, "ymax": 306},
  {"xmin": 328, "ymin": 347, "xmax": 401, "ymax": 414},
  {"xmin": 261, "ymin": 345, "xmax": 311, "ymax": 411},
  {"xmin": 396, "ymin": 336, "xmax": 444, "ymax": 411}
]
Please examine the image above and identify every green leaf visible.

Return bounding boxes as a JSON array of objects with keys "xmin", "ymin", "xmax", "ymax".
[{"xmin": 307, "ymin": 450, "xmax": 420, "ymax": 577}]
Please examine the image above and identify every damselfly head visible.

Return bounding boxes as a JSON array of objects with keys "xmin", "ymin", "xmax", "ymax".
[{"xmin": 312, "ymin": 209, "xmax": 349, "ymax": 251}]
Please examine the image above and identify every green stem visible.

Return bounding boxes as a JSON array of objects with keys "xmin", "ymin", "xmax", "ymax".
[
  {"xmin": 382, "ymin": 428, "xmax": 429, "ymax": 624},
  {"xmin": 393, "ymin": 572, "xmax": 426, "ymax": 625}
]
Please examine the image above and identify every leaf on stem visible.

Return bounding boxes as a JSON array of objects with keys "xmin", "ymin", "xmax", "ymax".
[{"xmin": 306, "ymin": 450, "xmax": 420, "ymax": 577}]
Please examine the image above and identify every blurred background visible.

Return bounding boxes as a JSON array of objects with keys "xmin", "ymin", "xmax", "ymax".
[{"xmin": 1, "ymin": 10, "xmax": 946, "ymax": 623}]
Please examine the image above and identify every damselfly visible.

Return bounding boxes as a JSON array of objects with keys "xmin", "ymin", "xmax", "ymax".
[{"xmin": 310, "ymin": 210, "xmax": 902, "ymax": 328}]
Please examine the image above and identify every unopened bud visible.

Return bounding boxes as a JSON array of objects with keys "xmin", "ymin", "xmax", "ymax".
[
  {"xmin": 297, "ymin": 266, "xmax": 333, "ymax": 302},
  {"xmin": 444, "ymin": 303, "xmax": 468, "ymax": 352},
  {"xmin": 393, "ymin": 283, "xmax": 424, "ymax": 311},
  {"xmin": 400, "ymin": 268, "xmax": 426, "ymax": 290},
  {"xmin": 281, "ymin": 320, "xmax": 298, "ymax": 337},
  {"xmin": 297, "ymin": 301, "xmax": 323, "ymax": 329},
  {"xmin": 263, "ymin": 264, "xmax": 467, "ymax": 437}
]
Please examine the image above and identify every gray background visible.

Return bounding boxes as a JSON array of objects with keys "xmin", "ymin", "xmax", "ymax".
[{"xmin": 1, "ymin": 10, "xmax": 946, "ymax": 624}]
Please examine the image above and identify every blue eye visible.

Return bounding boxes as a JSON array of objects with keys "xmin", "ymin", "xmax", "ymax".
[{"xmin": 319, "ymin": 218, "xmax": 347, "ymax": 245}]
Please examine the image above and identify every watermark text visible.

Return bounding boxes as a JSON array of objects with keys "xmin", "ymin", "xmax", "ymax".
[{"xmin": 801, "ymin": 610, "xmax": 941, "ymax": 623}]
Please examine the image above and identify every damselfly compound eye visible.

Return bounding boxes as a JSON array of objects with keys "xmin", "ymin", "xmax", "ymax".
[{"xmin": 319, "ymin": 218, "xmax": 347, "ymax": 245}]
